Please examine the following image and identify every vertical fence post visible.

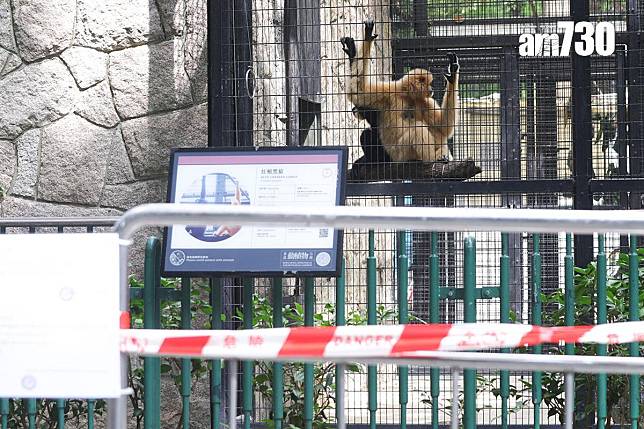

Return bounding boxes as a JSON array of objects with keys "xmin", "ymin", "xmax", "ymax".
[
  {"xmin": 229, "ymin": 360, "xmax": 239, "ymax": 429},
  {"xmin": 430, "ymin": 232, "xmax": 440, "ymax": 429},
  {"xmin": 629, "ymin": 235, "xmax": 640, "ymax": 429},
  {"xmin": 144, "ymin": 238, "xmax": 161, "ymax": 429},
  {"xmin": 532, "ymin": 234, "xmax": 542, "ymax": 429},
  {"xmin": 500, "ymin": 233, "xmax": 510, "ymax": 429},
  {"xmin": 397, "ymin": 231, "xmax": 409, "ymax": 429},
  {"xmin": 211, "ymin": 278, "xmax": 223, "ymax": 429},
  {"xmin": 336, "ymin": 259, "xmax": 347, "ymax": 429},
  {"xmin": 563, "ymin": 234, "xmax": 575, "ymax": 422},
  {"xmin": 180, "ymin": 278, "xmax": 192, "ymax": 429},
  {"xmin": 56, "ymin": 399, "xmax": 65, "ymax": 428},
  {"xmin": 597, "ymin": 235, "xmax": 607, "ymax": 429},
  {"xmin": 273, "ymin": 278, "xmax": 284, "ymax": 429},
  {"xmin": 367, "ymin": 231, "xmax": 378, "ymax": 429},
  {"xmin": 242, "ymin": 278, "xmax": 254, "ymax": 429},
  {"xmin": 304, "ymin": 278, "xmax": 315, "ymax": 429},
  {"xmin": 1, "ymin": 398, "xmax": 8, "ymax": 429},
  {"xmin": 87, "ymin": 400, "xmax": 96, "ymax": 429},
  {"xmin": 451, "ymin": 369, "xmax": 460, "ymax": 429},
  {"xmin": 26, "ymin": 399, "xmax": 35, "ymax": 428},
  {"xmin": 463, "ymin": 236, "xmax": 477, "ymax": 429}
]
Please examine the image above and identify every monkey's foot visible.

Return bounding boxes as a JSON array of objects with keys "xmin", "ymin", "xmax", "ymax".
[
  {"xmin": 364, "ymin": 18, "xmax": 378, "ymax": 41},
  {"xmin": 340, "ymin": 37, "xmax": 357, "ymax": 59}
]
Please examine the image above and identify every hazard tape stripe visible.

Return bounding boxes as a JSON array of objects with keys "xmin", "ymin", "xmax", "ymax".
[{"xmin": 119, "ymin": 321, "xmax": 644, "ymax": 359}]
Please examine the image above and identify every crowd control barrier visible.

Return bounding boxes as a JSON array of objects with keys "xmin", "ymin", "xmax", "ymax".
[{"xmin": 107, "ymin": 204, "xmax": 644, "ymax": 429}]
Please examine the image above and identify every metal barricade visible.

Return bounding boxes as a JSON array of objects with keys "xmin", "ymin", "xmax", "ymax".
[{"xmin": 109, "ymin": 203, "xmax": 644, "ymax": 429}]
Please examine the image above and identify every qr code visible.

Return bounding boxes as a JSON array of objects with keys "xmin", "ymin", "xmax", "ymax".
[{"xmin": 319, "ymin": 228, "xmax": 329, "ymax": 238}]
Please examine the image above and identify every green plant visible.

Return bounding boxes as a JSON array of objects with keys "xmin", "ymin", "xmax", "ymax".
[
  {"xmin": 501, "ymin": 248, "xmax": 644, "ymax": 427},
  {"xmin": 236, "ymin": 295, "xmax": 397, "ymax": 429},
  {"xmin": 128, "ymin": 276, "xmax": 213, "ymax": 429}
]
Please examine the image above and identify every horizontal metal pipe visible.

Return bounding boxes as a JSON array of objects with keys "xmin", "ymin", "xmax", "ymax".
[
  {"xmin": 113, "ymin": 204, "xmax": 644, "ymax": 240},
  {"xmin": 125, "ymin": 349, "xmax": 644, "ymax": 375}
]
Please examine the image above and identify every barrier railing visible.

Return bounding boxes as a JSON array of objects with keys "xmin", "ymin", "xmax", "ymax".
[{"xmin": 109, "ymin": 204, "xmax": 644, "ymax": 429}]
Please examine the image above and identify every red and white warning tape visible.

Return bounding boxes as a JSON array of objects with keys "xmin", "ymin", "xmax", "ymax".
[{"xmin": 120, "ymin": 321, "xmax": 644, "ymax": 360}]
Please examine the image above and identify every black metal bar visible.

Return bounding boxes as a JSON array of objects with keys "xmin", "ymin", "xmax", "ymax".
[
  {"xmin": 347, "ymin": 180, "xmax": 575, "ymax": 197},
  {"xmin": 233, "ymin": 0, "xmax": 254, "ymax": 147},
  {"xmin": 208, "ymin": 0, "xmax": 223, "ymax": 148},
  {"xmin": 570, "ymin": 0, "xmax": 595, "ymax": 425},
  {"xmin": 393, "ymin": 33, "xmax": 630, "ymax": 50},
  {"xmin": 571, "ymin": 0, "xmax": 595, "ymax": 266},
  {"xmin": 500, "ymin": 47, "xmax": 521, "ymax": 181},
  {"xmin": 413, "ymin": 0, "xmax": 428, "ymax": 37},
  {"xmin": 616, "ymin": 42, "xmax": 630, "ymax": 247},
  {"xmin": 500, "ymin": 46, "xmax": 524, "ymax": 315},
  {"xmin": 627, "ymin": 0, "xmax": 643, "ymax": 209}
]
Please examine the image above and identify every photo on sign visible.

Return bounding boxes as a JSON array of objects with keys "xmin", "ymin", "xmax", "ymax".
[{"xmin": 180, "ymin": 172, "xmax": 250, "ymax": 242}]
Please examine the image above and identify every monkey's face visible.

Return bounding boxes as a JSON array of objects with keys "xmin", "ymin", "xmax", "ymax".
[{"xmin": 406, "ymin": 69, "xmax": 434, "ymax": 97}]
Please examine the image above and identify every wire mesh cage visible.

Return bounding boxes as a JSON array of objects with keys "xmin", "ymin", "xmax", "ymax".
[{"xmin": 210, "ymin": 0, "xmax": 644, "ymax": 427}]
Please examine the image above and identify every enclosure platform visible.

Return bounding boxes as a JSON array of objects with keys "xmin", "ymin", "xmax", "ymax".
[{"xmin": 348, "ymin": 159, "xmax": 482, "ymax": 182}]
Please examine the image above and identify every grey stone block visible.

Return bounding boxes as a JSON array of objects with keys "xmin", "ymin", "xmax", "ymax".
[
  {"xmin": 76, "ymin": 0, "xmax": 163, "ymax": 51},
  {"xmin": 60, "ymin": 46, "xmax": 109, "ymax": 89},
  {"xmin": 38, "ymin": 115, "xmax": 120, "ymax": 205},
  {"xmin": 0, "ymin": 58, "xmax": 77, "ymax": 139},
  {"xmin": 12, "ymin": 128, "xmax": 39, "ymax": 198},
  {"xmin": 75, "ymin": 81, "xmax": 120, "ymax": 128},
  {"xmin": 13, "ymin": 0, "xmax": 75, "ymax": 61},
  {"xmin": 121, "ymin": 103, "xmax": 207, "ymax": 178},
  {"xmin": 109, "ymin": 40, "xmax": 193, "ymax": 119}
]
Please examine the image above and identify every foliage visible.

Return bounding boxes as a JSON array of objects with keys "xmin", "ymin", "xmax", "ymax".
[
  {"xmin": 237, "ymin": 294, "xmax": 397, "ymax": 429},
  {"xmin": 128, "ymin": 276, "xmax": 212, "ymax": 429},
  {"xmin": 3, "ymin": 399, "xmax": 105, "ymax": 429},
  {"xmin": 505, "ymin": 248, "xmax": 644, "ymax": 427},
  {"xmin": 391, "ymin": 0, "xmax": 541, "ymax": 37}
]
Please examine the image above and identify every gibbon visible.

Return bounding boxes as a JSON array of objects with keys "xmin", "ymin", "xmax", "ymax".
[{"xmin": 341, "ymin": 20, "xmax": 459, "ymax": 162}]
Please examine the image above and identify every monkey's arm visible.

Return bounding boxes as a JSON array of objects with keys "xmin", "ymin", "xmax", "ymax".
[
  {"xmin": 346, "ymin": 19, "xmax": 394, "ymax": 109},
  {"xmin": 424, "ymin": 53, "xmax": 459, "ymax": 138}
]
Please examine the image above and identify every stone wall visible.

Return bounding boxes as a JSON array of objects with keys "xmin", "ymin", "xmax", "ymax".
[{"xmin": 0, "ymin": 0, "xmax": 207, "ymax": 218}]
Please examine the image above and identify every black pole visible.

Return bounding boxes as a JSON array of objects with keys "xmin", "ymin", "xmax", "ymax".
[
  {"xmin": 208, "ymin": 0, "xmax": 223, "ymax": 148},
  {"xmin": 570, "ymin": 0, "xmax": 594, "ymax": 426},
  {"xmin": 570, "ymin": 0, "xmax": 594, "ymax": 267},
  {"xmin": 627, "ymin": 0, "xmax": 643, "ymax": 210}
]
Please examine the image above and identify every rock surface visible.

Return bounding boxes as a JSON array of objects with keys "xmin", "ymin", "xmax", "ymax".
[
  {"xmin": 38, "ymin": 115, "xmax": 120, "ymax": 205},
  {"xmin": 0, "ymin": 0, "xmax": 15, "ymax": 50},
  {"xmin": 109, "ymin": 40, "xmax": 193, "ymax": 119},
  {"xmin": 0, "ymin": 139, "xmax": 15, "ymax": 195},
  {"xmin": 101, "ymin": 179, "xmax": 166, "ymax": 210},
  {"xmin": 12, "ymin": 128, "xmax": 39, "ymax": 197},
  {"xmin": 1, "ymin": 196, "xmax": 121, "ymax": 217},
  {"xmin": 0, "ymin": 58, "xmax": 77, "ymax": 139},
  {"xmin": 13, "ymin": 0, "xmax": 76, "ymax": 61},
  {"xmin": 75, "ymin": 81, "xmax": 120, "ymax": 128},
  {"xmin": 105, "ymin": 137, "xmax": 135, "ymax": 185},
  {"xmin": 121, "ymin": 103, "xmax": 207, "ymax": 178},
  {"xmin": 76, "ymin": 0, "xmax": 164, "ymax": 51},
  {"xmin": 61, "ymin": 47, "xmax": 109, "ymax": 89},
  {"xmin": 0, "ymin": 49, "xmax": 21, "ymax": 76}
]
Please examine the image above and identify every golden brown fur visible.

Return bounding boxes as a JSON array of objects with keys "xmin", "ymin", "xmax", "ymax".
[{"xmin": 345, "ymin": 23, "xmax": 458, "ymax": 162}]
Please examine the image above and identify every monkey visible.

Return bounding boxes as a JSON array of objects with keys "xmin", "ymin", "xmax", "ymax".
[{"xmin": 341, "ymin": 19, "xmax": 459, "ymax": 162}]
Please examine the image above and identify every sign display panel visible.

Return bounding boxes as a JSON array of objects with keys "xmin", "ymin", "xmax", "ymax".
[
  {"xmin": 0, "ymin": 233, "xmax": 121, "ymax": 398},
  {"xmin": 162, "ymin": 147, "xmax": 347, "ymax": 276}
]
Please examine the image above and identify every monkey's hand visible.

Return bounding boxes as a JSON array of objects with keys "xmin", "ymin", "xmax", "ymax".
[
  {"xmin": 444, "ymin": 52, "xmax": 459, "ymax": 84},
  {"xmin": 340, "ymin": 37, "xmax": 357, "ymax": 60},
  {"xmin": 364, "ymin": 18, "xmax": 378, "ymax": 41}
]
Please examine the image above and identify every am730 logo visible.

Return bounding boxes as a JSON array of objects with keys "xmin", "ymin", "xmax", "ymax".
[{"xmin": 519, "ymin": 21, "xmax": 615, "ymax": 57}]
